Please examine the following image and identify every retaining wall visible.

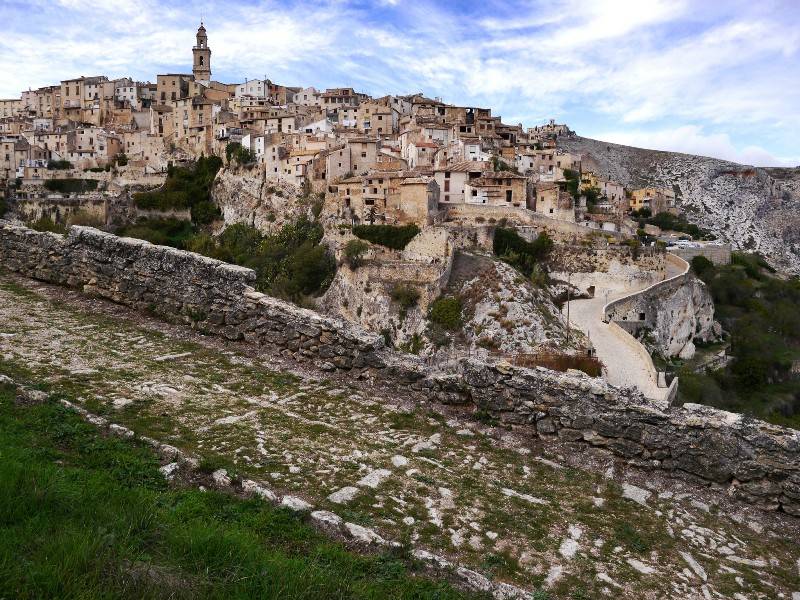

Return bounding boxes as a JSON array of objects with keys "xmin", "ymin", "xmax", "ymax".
[
  {"xmin": 671, "ymin": 244, "xmax": 732, "ymax": 266},
  {"xmin": 1, "ymin": 220, "xmax": 798, "ymax": 517},
  {"xmin": 604, "ymin": 254, "xmax": 715, "ymax": 358}
]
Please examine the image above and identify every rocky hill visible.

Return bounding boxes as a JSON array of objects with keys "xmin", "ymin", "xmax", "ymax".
[{"xmin": 558, "ymin": 136, "xmax": 800, "ymax": 274}]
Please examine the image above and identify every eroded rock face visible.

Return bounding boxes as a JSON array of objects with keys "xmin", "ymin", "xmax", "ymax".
[
  {"xmin": 559, "ymin": 136, "xmax": 800, "ymax": 275},
  {"xmin": 212, "ymin": 166, "xmax": 310, "ymax": 232},
  {"xmin": 456, "ymin": 255, "xmax": 589, "ymax": 355}
]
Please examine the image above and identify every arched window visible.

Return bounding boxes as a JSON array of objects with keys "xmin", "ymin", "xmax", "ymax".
[{"xmin": 199, "ymin": 56, "xmax": 204, "ymax": 66}]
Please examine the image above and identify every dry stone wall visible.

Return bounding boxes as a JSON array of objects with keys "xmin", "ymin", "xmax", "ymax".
[{"xmin": 1, "ymin": 220, "xmax": 798, "ymax": 517}]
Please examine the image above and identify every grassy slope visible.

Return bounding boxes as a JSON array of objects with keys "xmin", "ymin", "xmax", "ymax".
[{"xmin": 0, "ymin": 382, "xmax": 482, "ymax": 600}]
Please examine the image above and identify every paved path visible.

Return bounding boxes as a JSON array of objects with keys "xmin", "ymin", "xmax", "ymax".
[{"xmin": 565, "ymin": 260, "xmax": 684, "ymax": 401}]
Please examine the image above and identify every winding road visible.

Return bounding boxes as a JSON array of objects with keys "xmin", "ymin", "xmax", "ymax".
[{"xmin": 565, "ymin": 258, "xmax": 686, "ymax": 402}]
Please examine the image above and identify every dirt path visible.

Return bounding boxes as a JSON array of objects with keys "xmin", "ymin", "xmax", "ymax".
[{"xmin": 1, "ymin": 272, "xmax": 798, "ymax": 599}]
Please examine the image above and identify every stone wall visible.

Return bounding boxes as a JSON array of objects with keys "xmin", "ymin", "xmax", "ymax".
[
  {"xmin": 1, "ymin": 220, "xmax": 798, "ymax": 517},
  {"xmin": 604, "ymin": 254, "xmax": 715, "ymax": 358},
  {"xmin": 422, "ymin": 360, "xmax": 800, "ymax": 516},
  {"xmin": 0, "ymin": 222, "xmax": 385, "ymax": 371},
  {"xmin": 671, "ymin": 243, "xmax": 732, "ymax": 266},
  {"xmin": 543, "ymin": 242, "xmax": 665, "ymax": 274}
]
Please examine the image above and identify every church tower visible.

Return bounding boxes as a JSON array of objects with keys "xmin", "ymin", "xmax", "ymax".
[{"xmin": 192, "ymin": 22, "xmax": 212, "ymax": 82}]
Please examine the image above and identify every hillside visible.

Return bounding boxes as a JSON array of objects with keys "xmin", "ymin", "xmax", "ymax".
[{"xmin": 558, "ymin": 136, "xmax": 800, "ymax": 275}]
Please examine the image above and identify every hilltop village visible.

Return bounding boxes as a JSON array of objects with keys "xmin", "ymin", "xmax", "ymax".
[
  {"xmin": 4, "ymin": 21, "xmax": 800, "ymax": 600},
  {"xmin": 0, "ymin": 23, "xmax": 723, "ymax": 377}
]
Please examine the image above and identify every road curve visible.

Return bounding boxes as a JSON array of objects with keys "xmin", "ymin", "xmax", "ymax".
[{"xmin": 565, "ymin": 257, "xmax": 686, "ymax": 401}]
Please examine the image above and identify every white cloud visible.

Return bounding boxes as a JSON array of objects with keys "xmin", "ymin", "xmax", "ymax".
[
  {"xmin": 0, "ymin": 0, "xmax": 797, "ymax": 161},
  {"xmin": 593, "ymin": 125, "xmax": 797, "ymax": 167}
]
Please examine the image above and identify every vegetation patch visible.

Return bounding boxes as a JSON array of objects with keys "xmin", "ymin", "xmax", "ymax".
[
  {"xmin": 117, "ymin": 218, "xmax": 198, "ymax": 249},
  {"xmin": 343, "ymin": 238, "xmax": 370, "ymax": 269},
  {"xmin": 634, "ymin": 210, "xmax": 715, "ymax": 240},
  {"xmin": 44, "ymin": 178, "xmax": 98, "ymax": 194},
  {"xmin": 225, "ymin": 142, "xmax": 255, "ymax": 165},
  {"xmin": 185, "ymin": 218, "xmax": 335, "ymax": 303},
  {"xmin": 0, "ymin": 383, "xmax": 479, "ymax": 600},
  {"xmin": 678, "ymin": 252, "xmax": 800, "ymax": 427},
  {"xmin": 493, "ymin": 228, "xmax": 553, "ymax": 278},
  {"xmin": 429, "ymin": 296, "xmax": 463, "ymax": 330},
  {"xmin": 133, "ymin": 156, "xmax": 221, "ymax": 225},
  {"xmin": 353, "ymin": 224, "xmax": 419, "ymax": 250},
  {"xmin": 46, "ymin": 159, "xmax": 73, "ymax": 170}
]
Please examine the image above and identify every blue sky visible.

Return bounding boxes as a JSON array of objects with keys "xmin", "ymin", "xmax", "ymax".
[{"xmin": 1, "ymin": 0, "xmax": 798, "ymax": 166}]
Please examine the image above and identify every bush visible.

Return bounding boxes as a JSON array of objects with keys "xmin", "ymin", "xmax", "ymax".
[
  {"xmin": 344, "ymin": 239, "xmax": 369, "ymax": 269},
  {"xmin": 225, "ymin": 142, "xmax": 255, "ymax": 164},
  {"xmin": 582, "ymin": 186, "xmax": 600, "ymax": 205},
  {"xmin": 391, "ymin": 284, "xmax": 420, "ymax": 319},
  {"xmin": 429, "ymin": 296, "xmax": 463, "ymax": 330},
  {"xmin": 353, "ymin": 224, "xmax": 419, "ymax": 250},
  {"xmin": 190, "ymin": 200, "xmax": 221, "ymax": 225},
  {"xmin": 644, "ymin": 212, "xmax": 713, "ymax": 240},
  {"xmin": 691, "ymin": 255, "xmax": 714, "ymax": 280},
  {"xmin": 493, "ymin": 228, "xmax": 553, "ymax": 277},
  {"xmin": 47, "ymin": 159, "xmax": 73, "ymax": 170},
  {"xmin": 182, "ymin": 218, "xmax": 336, "ymax": 304},
  {"xmin": 117, "ymin": 218, "xmax": 197, "ymax": 248},
  {"xmin": 29, "ymin": 216, "xmax": 67, "ymax": 235},
  {"xmin": 43, "ymin": 179, "xmax": 98, "ymax": 194},
  {"xmin": 133, "ymin": 156, "xmax": 222, "ymax": 222},
  {"xmin": 115, "ymin": 153, "xmax": 128, "ymax": 166},
  {"xmin": 562, "ymin": 169, "xmax": 580, "ymax": 199}
]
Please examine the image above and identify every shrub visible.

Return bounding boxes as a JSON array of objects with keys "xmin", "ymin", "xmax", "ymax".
[
  {"xmin": 691, "ymin": 255, "xmax": 714, "ymax": 280},
  {"xmin": 43, "ymin": 178, "xmax": 98, "ymax": 194},
  {"xmin": 47, "ymin": 159, "xmax": 73, "ymax": 170},
  {"xmin": 353, "ymin": 224, "xmax": 419, "ymax": 250},
  {"xmin": 225, "ymin": 142, "xmax": 255, "ymax": 164},
  {"xmin": 491, "ymin": 155, "xmax": 519, "ymax": 174},
  {"xmin": 562, "ymin": 169, "xmax": 580, "ymax": 199},
  {"xmin": 190, "ymin": 200, "xmax": 221, "ymax": 225},
  {"xmin": 344, "ymin": 239, "xmax": 369, "ymax": 269},
  {"xmin": 29, "ymin": 216, "xmax": 67, "ymax": 235},
  {"xmin": 117, "ymin": 218, "xmax": 197, "ymax": 248},
  {"xmin": 429, "ymin": 296, "xmax": 463, "ymax": 330},
  {"xmin": 582, "ymin": 186, "xmax": 600, "ymax": 205},
  {"xmin": 115, "ymin": 153, "xmax": 128, "ymax": 166},
  {"xmin": 391, "ymin": 284, "xmax": 420, "ymax": 320},
  {"xmin": 493, "ymin": 228, "xmax": 553, "ymax": 277},
  {"xmin": 181, "ymin": 218, "xmax": 336, "ymax": 304},
  {"xmin": 133, "ymin": 156, "xmax": 222, "ymax": 222}
]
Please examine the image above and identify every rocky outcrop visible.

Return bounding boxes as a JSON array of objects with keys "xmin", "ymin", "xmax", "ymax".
[
  {"xmin": 319, "ymin": 228, "xmax": 454, "ymax": 349},
  {"xmin": 452, "ymin": 253, "xmax": 588, "ymax": 355},
  {"xmin": 1, "ymin": 220, "xmax": 798, "ymax": 516},
  {"xmin": 558, "ymin": 136, "xmax": 800, "ymax": 275},
  {"xmin": 211, "ymin": 166, "xmax": 310, "ymax": 232}
]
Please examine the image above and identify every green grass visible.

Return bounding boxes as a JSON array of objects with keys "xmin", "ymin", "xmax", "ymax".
[{"xmin": 0, "ymin": 382, "xmax": 485, "ymax": 600}]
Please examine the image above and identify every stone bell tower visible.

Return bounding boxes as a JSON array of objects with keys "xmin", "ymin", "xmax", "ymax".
[{"xmin": 192, "ymin": 22, "xmax": 212, "ymax": 82}]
